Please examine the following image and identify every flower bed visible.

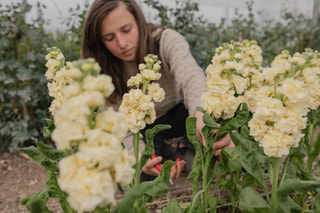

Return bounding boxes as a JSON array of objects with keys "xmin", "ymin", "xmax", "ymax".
[{"xmin": 20, "ymin": 41, "xmax": 320, "ymax": 212}]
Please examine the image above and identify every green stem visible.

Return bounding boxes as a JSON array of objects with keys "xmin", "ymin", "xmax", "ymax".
[
  {"xmin": 306, "ymin": 124, "xmax": 316, "ymax": 174},
  {"xmin": 191, "ymin": 189, "xmax": 205, "ymax": 212},
  {"xmin": 142, "ymin": 79, "xmax": 149, "ymax": 94},
  {"xmin": 133, "ymin": 132, "xmax": 140, "ymax": 186},
  {"xmin": 270, "ymin": 157, "xmax": 281, "ymax": 212},
  {"xmin": 202, "ymin": 156, "xmax": 212, "ymax": 212}
]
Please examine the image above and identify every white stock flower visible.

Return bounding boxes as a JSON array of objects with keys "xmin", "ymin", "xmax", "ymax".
[
  {"xmin": 61, "ymin": 68, "xmax": 83, "ymax": 80},
  {"xmin": 95, "ymin": 107, "xmax": 128, "ymax": 141},
  {"xmin": 120, "ymin": 89, "xmax": 155, "ymax": 133},
  {"xmin": 51, "ymin": 121, "xmax": 87, "ymax": 150},
  {"xmin": 83, "ymin": 75, "xmax": 115, "ymax": 97},
  {"xmin": 62, "ymin": 82, "xmax": 82, "ymax": 98},
  {"xmin": 80, "ymin": 91, "xmax": 105, "ymax": 108},
  {"xmin": 206, "ymin": 74, "xmax": 231, "ymax": 96},
  {"xmin": 231, "ymin": 75, "xmax": 248, "ymax": 94},
  {"xmin": 114, "ymin": 149, "xmax": 136, "ymax": 184},
  {"xmin": 147, "ymin": 82, "xmax": 165, "ymax": 102},
  {"xmin": 58, "ymin": 155, "xmax": 116, "ymax": 213},
  {"xmin": 290, "ymin": 53, "xmax": 305, "ymax": 66},
  {"xmin": 309, "ymin": 83, "xmax": 320, "ymax": 109},
  {"xmin": 248, "ymin": 117, "xmax": 271, "ymax": 141},
  {"xmin": 254, "ymin": 97, "xmax": 286, "ymax": 122},
  {"xmin": 274, "ymin": 109, "xmax": 307, "ymax": 133},
  {"xmin": 279, "ymin": 78, "xmax": 309, "ymax": 103},
  {"xmin": 201, "ymin": 90, "xmax": 237, "ymax": 120},
  {"xmin": 303, "ymin": 67, "xmax": 318, "ymax": 85},
  {"xmin": 45, "ymin": 59, "xmax": 60, "ymax": 71},
  {"xmin": 127, "ymin": 74, "xmax": 142, "ymax": 87},
  {"xmin": 224, "ymin": 61, "xmax": 242, "ymax": 71},
  {"xmin": 141, "ymin": 69, "xmax": 161, "ymax": 80},
  {"xmin": 77, "ymin": 129, "xmax": 122, "ymax": 170},
  {"xmin": 260, "ymin": 129, "xmax": 301, "ymax": 157},
  {"xmin": 54, "ymin": 96, "xmax": 91, "ymax": 126}
]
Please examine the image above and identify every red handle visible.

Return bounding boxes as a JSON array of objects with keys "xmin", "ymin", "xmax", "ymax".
[{"xmin": 151, "ymin": 154, "xmax": 162, "ymax": 172}]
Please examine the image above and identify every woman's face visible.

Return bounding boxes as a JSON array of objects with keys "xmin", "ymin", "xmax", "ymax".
[{"xmin": 100, "ymin": 2, "xmax": 139, "ymax": 62}]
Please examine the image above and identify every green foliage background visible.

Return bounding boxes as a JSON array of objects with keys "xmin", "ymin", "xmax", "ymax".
[{"xmin": 1, "ymin": 0, "xmax": 319, "ymax": 153}]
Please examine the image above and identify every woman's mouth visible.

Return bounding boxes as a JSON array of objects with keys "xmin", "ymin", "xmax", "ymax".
[{"xmin": 122, "ymin": 48, "xmax": 134, "ymax": 56}]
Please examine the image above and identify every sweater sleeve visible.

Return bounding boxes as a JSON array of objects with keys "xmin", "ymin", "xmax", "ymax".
[{"xmin": 160, "ymin": 29, "xmax": 207, "ymax": 116}]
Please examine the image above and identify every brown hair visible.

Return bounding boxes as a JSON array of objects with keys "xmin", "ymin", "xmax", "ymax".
[{"xmin": 82, "ymin": 0, "xmax": 163, "ymax": 103}]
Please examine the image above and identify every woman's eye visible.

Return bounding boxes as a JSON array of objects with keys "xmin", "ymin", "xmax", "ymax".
[
  {"xmin": 123, "ymin": 26, "xmax": 131, "ymax": 33},
  {"xmin": 104, "ymin": 36, "xmax": 114, "ymax": 41}
]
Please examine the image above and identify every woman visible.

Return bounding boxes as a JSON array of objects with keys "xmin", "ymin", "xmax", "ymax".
[{"xmin": 82, "ymin": 0, "xmax": 234, "ymax": 182}]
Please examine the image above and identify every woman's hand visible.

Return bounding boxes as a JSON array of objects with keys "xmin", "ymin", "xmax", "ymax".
[
  {"xmin": 194, "ymin": 110, "xmax": 235, "ymax": 159},
  {"xmin": 170, "ymin": 159, "xmax": 186, "ymax": 180},
  {"xmin": 142, "ymin": 156, "xmax": 162, "ymax": 176},
  {"xmin": 142, "ymin": 156, "xmax": 186, "ymax": 180}
]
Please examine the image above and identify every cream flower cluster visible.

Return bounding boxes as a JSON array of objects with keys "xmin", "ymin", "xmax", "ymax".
[
  {"xmin": 47, "ymin": 54, "xmax": 135, "ymax": 212},
  {"xmin": 119, "ymin": 54, "xmax": 165, "ymax": 133},
  {"xmin": 249, "ymin": 49, "xmax": 320, "ymax": 157},
  {"xmin": 45, "ymin": 47, "xmax": 75, "ymax": 115},
  {"xmin": 201, "ymin": 40, "xmax": 264, "ymax": 119},
  {"xmin": 202, "ymin": 41, "xmax": 320, "ymax": 158}
]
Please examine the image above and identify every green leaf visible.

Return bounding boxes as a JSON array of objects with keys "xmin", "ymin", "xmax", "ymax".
[
  {"xmin": 202, "ymin": 112, "xmax": 219, "ymax": 129},
  {"xmin": 42, "ymin": 116, "xmax": 55, "ymax": 138},
  {"xmin": 46, "ymin": 170, "xmax": 61, "ymax": 198},
  {"xmin": 215, "ymin": 102, "xmax": 249, "ymax": 140},
  {"xmin": 20, "ymin": 190, "xmax": 53, "ymax": 213},
  {"xmin": 207, "ymin": 193, "xmax": 217, "ymax": 213},
  {"xmin": 145, "ymin": 160, "xmax": 175, "ymax": 197},
  {"xmin": 311, "ymin": 194, "xmax": 320, "ymax": 213},
  {"xmin": 239, "ymin": 187, "xmax": 269, "ymax": 212},
  {"xmin": 139, "ymin": 124, "xmax": 171, "ymax": 172},
  {"xmin": 112, "ymin": 182, "xmax": 153, "ymax": 213},
  {"xmin": 185, "ymin": 117, "xmax": 203, "ymax": 192},
  {"xmin": 230, "ymin": 131, "xmax": 268, "ymax": 192},
  {"xmin": 20, "ymin": 145, "xmax": 59, "ymax": 172},
  {"xmin": 277, "ymin": 179, "xmax": 320, "ymax": 196},
  {"xmin": 217, "ymin": 146, "xmax": 242, "ymax": 173},
  {"xmin": 36, "ymin": 140, "xmax": 66, "ymax": 161},
  {"xmin": 273, "ymin": 196, "xmax": 302, "ymax": 213},
  {"xmin": 161, "ymin": 200, "xmax": 183, "ymax": 213},
  {"xmin": 275, "ymin": 178, "xmax": 320, "ymax": 213}
]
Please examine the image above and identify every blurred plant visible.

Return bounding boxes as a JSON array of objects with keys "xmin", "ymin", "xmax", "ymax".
[{"xmin": 0, "ymin": 0, "xmax": 53, "ymax": 152}]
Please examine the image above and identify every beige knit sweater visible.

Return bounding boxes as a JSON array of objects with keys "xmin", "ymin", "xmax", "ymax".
[{"xmin": 112, "ymin": 28, "xmax": 207, "ymax": 154}]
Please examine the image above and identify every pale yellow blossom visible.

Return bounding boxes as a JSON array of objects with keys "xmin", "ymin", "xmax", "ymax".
[
  {"xmin": 77, "ymin": 130, "xmax": 123, "ymax": 170},
  {"xmin": 231, "ymin": 75, "xmax": 248, "ymax": 94},
  {"xmin": 83, "ymin": 75, "xmax": 115, "ymax": 97},
  {"xmin": 95, "ymin": 107, "xmax": 128, "ymax": 141},
  {"xmin": 114, "ymin": 149, "xmax": 136, "ymax": 184},
  {"xmin": 62, "ymin": 82, "xmax": 82, "ymax": 98},
  {"xmin": 147, "ymin": 82, "xmax": 165, "ymax": 102},
  {"xmin": 51, "ymin": 121, "xmax": 87, "ymax": 150},
  {"xmin": 141, "ymin": 69, "xmax": 161, "ymax": 80},
  {"xmin": 58, "ymin": 155, "xmax": 116, "ymax": 213},
  {"xmin": 127, "ymin": 74, "xmax": 142, "ymax": 87}
]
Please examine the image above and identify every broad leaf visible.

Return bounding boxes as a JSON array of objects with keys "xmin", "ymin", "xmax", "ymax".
[
  {"xmin": 20, "ymin": 190, "xmax": 52, "ymax": 213},
  {"xmin": 239, "ymin": 187, "xmax": 268, "ymax": 213}
]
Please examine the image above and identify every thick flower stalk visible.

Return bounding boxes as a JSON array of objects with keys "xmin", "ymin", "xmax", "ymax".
[
  {"xmin": 119, "ymin": 54, "xmax": 165, "ymax": 185},
  {"xmin": 201, "ymin": 40, "xmax": 264, "ymax": 119},
  {"xmin": 48, "ymin": 52, "xmax": 135, "ymax": 213}
]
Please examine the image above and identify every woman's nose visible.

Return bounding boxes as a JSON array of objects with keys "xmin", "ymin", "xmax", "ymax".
[{"xmin": 116, "ymin": 35, "xmax": 127, "ymax": 48}]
